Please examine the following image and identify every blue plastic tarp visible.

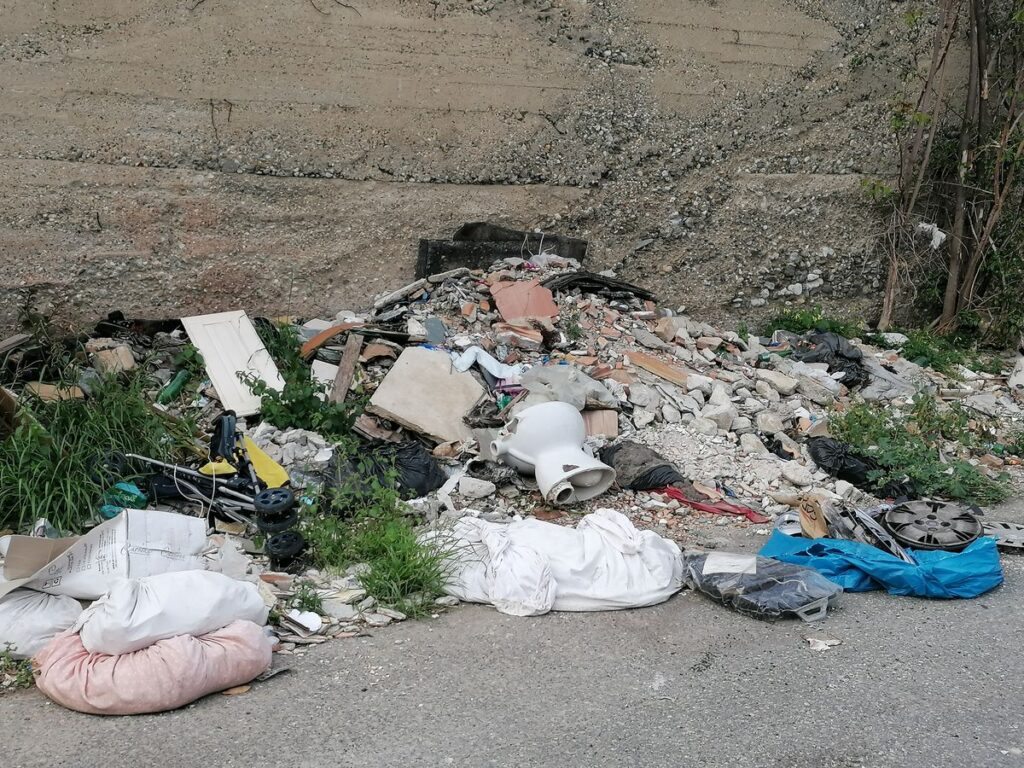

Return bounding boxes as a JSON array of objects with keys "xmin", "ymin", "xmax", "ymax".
[{"xmin": 758, "ymin": 530, "xmax": 1003, "ymax": 599}]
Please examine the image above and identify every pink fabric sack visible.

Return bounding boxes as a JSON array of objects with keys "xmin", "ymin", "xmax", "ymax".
[{"xmin": 33, "ymin": 619, "xmax": 272, "ymax": 715}]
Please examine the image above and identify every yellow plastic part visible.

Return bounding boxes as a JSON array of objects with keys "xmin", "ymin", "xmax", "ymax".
[
  {"xmin": 244, "ymin": 437, "xmax": 289, "ymax": 488},
  {"xmin": 199, "ymin": 459, "xmax": 236, "ymax": 477},
  {"xmin": 198, "ymin": 437, "xmax": 289, "ymax": 488}
]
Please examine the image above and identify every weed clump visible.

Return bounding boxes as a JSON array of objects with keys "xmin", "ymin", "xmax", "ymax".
[
  {"xmin": 244, "ymin": 322, "xmax": 359, "ymax": 442},
  {"xmin": 0, "ymin": 371, "xmax": 187, "ymax": 533},
  {"xmin": 759, "ymin": 306, "xmax": 864, "ymax": 339},
  {"xmin": 830, "ymin": 396, "xmax": 1008, "ymax": 506},
  {"xmin": 303, "ymin": 461, "xmax": 451, "ymax": 615},
  {"xmin": 0, "ymin": 645, "xmax": 34, "ymax": 693}
]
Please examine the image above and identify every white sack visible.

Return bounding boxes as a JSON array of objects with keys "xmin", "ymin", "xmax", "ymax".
[
  {"xmin": 442, "ymin": 509, "xmax": 683, "ymax": 615},
  {"xmin": 0, "ymin": 589, "xmax": 83, "ymax": 659},
  {"xmin": 478, "ymin": 522, "xmax": 556, "ymax": 617},
  {"xmin": 0, "ymin": 509, "xmax": 207, "ymax": 601},
  {"xmin": 75, "ymin": 570, "xmax": 269, "ymax": 655},
  {"xmin": 434, "ymin": 518, "xmax": 492, "ymax": 605}
]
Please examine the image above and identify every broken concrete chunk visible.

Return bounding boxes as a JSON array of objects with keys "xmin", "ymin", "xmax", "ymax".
[
  {"xmin": 740, "ymin": 433, "xmax": 769, "ymax": 455},
  {"xmin": 322, "ymin": 599, "xmax": 358, "ymax": 621},
  {"xmin": 708, "ymin": 385, "xmax": 731, "ymax": 406},
  {"xmin": 701, "ymin": 403, "xmax": 737, "ymax": 430},
  {"xmin": 654, "ymin": 316, "xmax": 684, "ymax": 343},
  {"xmin": 633, "ymin": 409, "xmax": 656, "ymax": 428},
  {"xmin": 796, "ymin": 375, "xmax": 837, "ymax": 406},
  {"xmin": 628, "ymin": 383, "xmax": 660, "ymax": 409},
  {"xmin": 458, "ymin": 476, "xmax": 497, "ymax": 499},
  {"xmin": 632, "ymin": 327, "xmax": 670, "ymax": 350},
  {"xmin": 730, "ymin": 416, "xmax": 752, "ymax": 433},
  {"xmin": 661, "ymin": 404, "xmax": 682, "ymax": 423},
  {"xmin": 756, "ymin": 369, "xmax": 799, "ymax": 396},
  {"xmin": 695, "ymin": 336, "xmax": 723, "ymax": 350},
  {"xmin": 374, "ymin": 278, "xmax": 428, "ymax": 310},
  {"xmin": 521, "ymin": 365, "xmax": 618, "ymax": 411},
  {"xmin": 781, "ymin": 461, "xmax": 814, "ymax": 487},
  {"xmin": 754, "ymin": 411, "xmax": 786, "ymax": 434},
  {"xmin": 743, "ymin": 397, "xmax": 766, "ymax": 413},
  {"xmin": 685, "ymin": 373, "xmax": 713, "ymax": 396},
  {"xmin": 92, "ymin": 345, "xmax": 136, "ymax": 374},
  {"xmin": 754, "ymin": 379, "xmax": 781, "ymax": 403},
  {"xmin": 368, "ymin": 347, "xmax": 484, "ymax": 443},
  {"xmin": 691, "ymin": 416, "xmax": 719, "ymax": 436}
]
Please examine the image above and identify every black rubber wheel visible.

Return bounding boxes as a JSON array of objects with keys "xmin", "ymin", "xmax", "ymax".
[
  {"xmin": 255, "ymin": 509, "xmax": 299, "ymax": 534},
  {"xmin": 882, "ymin": 500, "xmax": 982, "ymax": 552},
  {"xmin": 265, "ymin": 530, "xmax": 306, "ymax": 569},
  {"xmin": 253, "ymin": 487, "xmax": 295, "ymax": 515}
]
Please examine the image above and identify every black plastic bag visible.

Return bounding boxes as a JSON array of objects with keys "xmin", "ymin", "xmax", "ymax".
[
  {"xmin": 599, "ymin": 441, "xmax": 685, "ymax": 490},
  {"xmin": 807, "ymin": 437, "xmax": 915, "ymax": 498},
  {"xmin": 792, "ymin": 332, "xmax": 868, "ymax": 388},
  {"xmin": 683, "ymin": 551, "xmax": 842, "ymax": 621},
  {"xmin": 331, "ymin": 440, "xmax": 447, "ymax": 501}
]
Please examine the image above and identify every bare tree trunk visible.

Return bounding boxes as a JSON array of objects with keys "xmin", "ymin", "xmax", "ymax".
[
  {"xmin": 879, "ymin": 0, "xmax": 960, "ymax": 330},
  {"xmin": 939, "ymin": 4, "xmax": 982, "ymax": 330}
]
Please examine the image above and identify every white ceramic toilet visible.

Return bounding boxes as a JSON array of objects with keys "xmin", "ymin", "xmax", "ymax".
[{"xmin": 491, "ymin": 401, "xmax": 616, "ymax": 505}]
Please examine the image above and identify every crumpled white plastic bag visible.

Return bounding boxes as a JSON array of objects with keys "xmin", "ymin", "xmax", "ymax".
[
  {"xmin": 0, "ymin": 589, "xmax": 83, "ymax": 659},
  {"xmin": 75, "ymin": 570, "xmax": 269, "ymax": 655},
  {"xmin": 441, "ymin": 509, "xmax": 683, "ymax": 615}
]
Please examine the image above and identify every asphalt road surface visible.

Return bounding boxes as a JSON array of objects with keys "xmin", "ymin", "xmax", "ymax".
[{"xmin": 4, "ymin": 503, "xmax": 1024, "ymax": 768}]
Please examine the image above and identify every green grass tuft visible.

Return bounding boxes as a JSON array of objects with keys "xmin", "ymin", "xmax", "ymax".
[
  {"xmin": 0, "ymin": 371, "xmax": 189, "ymax": 533},
  {"xmin": 759, "ymin": 306, "xmax": 862, "ymax": 338},
  {"xmin": 303, "ymin": 473, "xmax": 452, "ymax": 615}
]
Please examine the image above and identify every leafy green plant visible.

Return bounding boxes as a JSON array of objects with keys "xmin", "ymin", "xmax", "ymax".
[
  {"xmin": 0, "ymin": 371, "xmax": 187, "ymax": 533},
  {"xmin": 909, "ymin": 394, "xmax": 975, "ymax": 447},
  {"xmin": 899, "ymin": 329, "xmax": 1005, "ymax": 375},
  {"xmin": 561, "ymin": 306, "xmax": 584, "ymax": 342},
  {"xmin": 175, "ymin": 344, "xmax": 205, "ymax": 376},
  {"xmin": 830, "ymin": 400, "xmax": 1008, "ymax": 506},
  {"xmin": 859, "ymin": 178, "xmax": 897, "ymax": 206},
  {"xmin": 1008, "ymin": 430, "xmax": 1024, "ymax": 459},
  {"xmin": 1, "ymin": 645, "xmax": 34, "ymax": 692},
  {"xmin": 242, "ymin": 323, "xmax": 359, "ymax": 442}
]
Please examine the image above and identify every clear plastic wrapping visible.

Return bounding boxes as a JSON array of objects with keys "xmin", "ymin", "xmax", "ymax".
[{"xmin": 683, "ymin": 551, "xmax": 842, "ymax": 621}]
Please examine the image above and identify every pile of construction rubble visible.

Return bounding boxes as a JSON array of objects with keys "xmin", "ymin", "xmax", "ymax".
[
  {"xmin": 2, "ymin": 223, "xmax": 1024, "ymax": 711},
  {"xmin": 280, "ymin": 245, "xmax": 1024, "ymax": 535}
]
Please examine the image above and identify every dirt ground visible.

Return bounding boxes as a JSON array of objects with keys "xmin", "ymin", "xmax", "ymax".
[{"xmin": 0, "ymin": 0, "xmax": 924, "ymax": 331}]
